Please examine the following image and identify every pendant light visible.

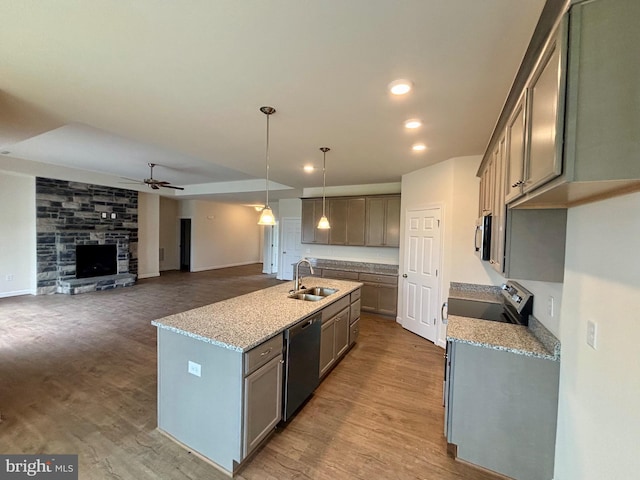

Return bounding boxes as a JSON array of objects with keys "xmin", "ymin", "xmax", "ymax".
[
  {"xmin": 258, "ymin": 106, "xmax": 276, "ymax": 226},
  {"xmin": 317, "ymin": 147, "xmax": 331, "ymax": 229}
]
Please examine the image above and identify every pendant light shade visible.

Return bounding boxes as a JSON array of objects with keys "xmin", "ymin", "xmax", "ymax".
[
  {"xmin": 317, "ymin": 147, "xmax": 331, "ymax": 230},
  {"xmin": 258, "ymin": 106, "xmax": 277, "ymax": 226}
]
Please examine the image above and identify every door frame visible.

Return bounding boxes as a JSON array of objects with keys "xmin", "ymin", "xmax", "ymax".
[{"xmin": 398, "ymin": 203, "xmax": 445, "ymax": 346}]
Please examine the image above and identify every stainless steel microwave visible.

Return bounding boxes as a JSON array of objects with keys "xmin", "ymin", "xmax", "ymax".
[{"xmin": 474, "ymin": 214, "xmax": 492, "ymax": 261}]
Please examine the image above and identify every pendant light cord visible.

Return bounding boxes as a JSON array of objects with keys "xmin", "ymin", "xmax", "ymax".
[
  {"xmin": 322, "ymin": 150, "xmax": 326, "ymax": 216},
  {"xmin": 265, "ymin": 112, "xmax": 270, "ymax": 209}
]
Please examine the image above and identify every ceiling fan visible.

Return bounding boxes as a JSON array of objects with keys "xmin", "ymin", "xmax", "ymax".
[{"xmin": 123, "ymin": 163, "xmax": 184, "ymax": 190}]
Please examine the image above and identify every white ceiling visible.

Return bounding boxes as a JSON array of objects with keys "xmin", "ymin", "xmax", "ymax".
[{"xmin": 0, "ymin": 0, "xmax": 546, "ymax": 204}]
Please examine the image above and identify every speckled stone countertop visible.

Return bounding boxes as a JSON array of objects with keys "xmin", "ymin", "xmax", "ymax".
[
  {"xmin": 306, "ymin": 258, "xmax": 398, "ymax": 275},
  {"xmin": 449, "ymin": 282, "xmax": 503, "ymax": 303},
  {"xmin": 447, "ymin": 315, "xmax": 559, "ymax": 361},
  {"xmin": 152, "ymin": 278, "xmax": 362, "ymax": 353}
]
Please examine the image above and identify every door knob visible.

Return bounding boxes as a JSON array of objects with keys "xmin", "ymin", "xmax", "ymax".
[{"xmin": 402, "ymin": 274, "xmax": 408, "ymax": 278}]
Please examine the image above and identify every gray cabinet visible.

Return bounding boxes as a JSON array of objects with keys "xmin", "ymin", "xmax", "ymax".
[
  {"xmin": 365, "ymin": 195, "xmax": 401, "ymax": 247},
  {"xmin": 318, "ymin": 290, "xmax": 360, "ymax": 378},
  {"xmin": 301, "ymin": 199, "xmax": 329, "ymax": 244},
  {"xmin": 359, "ymin": 273, "xmax": 398, "ymax": 317},
  {"xmin": 328, "ymin": 197, "xmax": 366, "ymax": 246},
  {"xmin": 319, "ymin": 316, "xmax": 336, "ymax": 377},
  {"xmin": 243, "ymin": 353, "xmax": 283, "ymax": 456},
  {"xmin": 302, "ymin": 195, "xmax": 398, "ymax": 247},
  {"xmin": 508, "ymin": 0, "xmax": 640, "ymax": 208},
  {"xmin": 525, "ymin": 30, "xmax": 564, "ymax": 194},
  {"xmin": 243, "ymin": 334, "xmax": 283, "ymax": 457},
  {"xmin": 446, "ymin": 341, "xmax": 559, "ymax": 480},
  {"xmin": 504, "ymin": 93, "xmax": 527, "ymax": 204},
  {"xmin": 490, "ymin": 133, "xmax": 507, "ymax": 274}
]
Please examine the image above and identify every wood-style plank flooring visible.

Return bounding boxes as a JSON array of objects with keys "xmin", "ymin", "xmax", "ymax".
[{"xmin": 0, "ymin": 264, "xmax": 500, "ymax": 479}]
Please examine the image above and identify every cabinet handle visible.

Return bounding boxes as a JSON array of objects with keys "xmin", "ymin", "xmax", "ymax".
[
  {"xmin": 260, "ymin": 348, "xmax": 273, "ymax": 357},
  {"xmin": 511, "ymin": 180, "xmax": 524, "ymax": 188}
]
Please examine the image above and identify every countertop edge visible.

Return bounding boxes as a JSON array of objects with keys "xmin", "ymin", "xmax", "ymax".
[
  {"xmin": 447, "ymin": 335, "xmax": 557, "ymax": 361},
  {"xmin": 152, "ymin": 280, "xmax": 363, "ymax": 352}
]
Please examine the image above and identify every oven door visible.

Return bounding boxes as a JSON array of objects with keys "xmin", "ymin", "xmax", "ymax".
[{"xmin": 474, "ymin": 215, "xmax": 492, "ymax": 261}]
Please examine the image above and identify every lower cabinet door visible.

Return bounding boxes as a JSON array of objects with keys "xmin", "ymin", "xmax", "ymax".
[
  {"xmin": 334, "ymin": 308, "xmax": 350, "ymax": 359},
  {"xmin": 361, "ymin": 283, "xmax": 377, "ymax": 312},
  {"xmin": 243, "ymin": 354, "xmax": 283, "ymax": 457},
  {"xmin": 349, "ymin": 318, "xmax": 360, "ymax": 345},
  {"xmin": 377, "ymin": 284, "xmax": 398, "ymax": 316},
  {"xmin": 319, "ymin": 319, "xmax": 336, "ymax": 377}
]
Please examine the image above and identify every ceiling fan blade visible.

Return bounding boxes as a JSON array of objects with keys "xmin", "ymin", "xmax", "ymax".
[{"xmin": 161, "ymin": 184, "xmax": 185, "ymax": 190}]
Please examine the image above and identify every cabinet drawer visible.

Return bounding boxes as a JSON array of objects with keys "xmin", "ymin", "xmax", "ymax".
[
  {"xmin": 244, "ymin": 333, "xmax": 283, "ymax": 376},
  {"xmin": 322, "ymin": 269, "xmax": 359, "ymax": 280},
  {"xmin": 322, "ymin": 295, "xmax": 351, "ymax": 323},
  {"xmin": 349, "ymin": 318, "xmax": 360, "ymax": 345},
  {"xmin": 350, "ymin": 288, "xmax": 361, "ymax": 302},
  {"xmin": 359, "ymin": 273, "xmax": 397, "ymax": 285},
  {"xmin": 350, "ymin": 299, "xmax": 361, "ymax": 324}
]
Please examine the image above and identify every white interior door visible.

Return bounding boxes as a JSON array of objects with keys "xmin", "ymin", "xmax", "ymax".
[
  {"xmin": 401, "ymin": 207, "xmax": 442, "ymax": 343},
  {"xmin": 278, "ymin": 217, "xmax": 302, "ymax": 281}
]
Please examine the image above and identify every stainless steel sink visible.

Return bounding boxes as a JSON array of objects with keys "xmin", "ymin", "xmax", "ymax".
[
  {"xmin": 304, "ymin": 287, "xmax": 338, "ymax": 297},
  {"xmin": 288, "ymin": 293, "xmax": 324, "ymax": 302},
  {"xmin": 288, "ymin": 286, "xmax": 338, "ymax": 301}
]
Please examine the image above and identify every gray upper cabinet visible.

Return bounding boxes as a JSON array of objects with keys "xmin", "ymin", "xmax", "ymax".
[
  {"xmin": 525, "ymin": 30, "xmax": 564, "ymax": 194},
  {"xmin": 327, "ymin": 197, "xmax": 366, "ymax": 246},
  {"xmin": 301, "ymin": 199, "xmax": 329, "ymax": 245},
  {"xmin": 302, "ymin": 195, "xmax": 398, "ymax": 247},
  {"xmin": 507, "ymin": 0, "xmax": 640, "ymax": 208},
  {"xmin": 365, "ymin": 195, "xmax": 401, "ymax": 247},
  {"xmin": 504, "ymin": 94, "xmax": 527, "ymax": 204},
  {"xmin": 490, "ymin": 133, "xmax": 507, "ymax": 274}
]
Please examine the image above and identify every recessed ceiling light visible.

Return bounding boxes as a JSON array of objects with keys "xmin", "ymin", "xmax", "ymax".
[
  {"xmin": 412, "ymin": 143, "xmax": 427, "ymax": 152},
  {"xmin": 404, "ymin": 119, "xmax": 422, "ymax": 129},
  {"xmin": 303, "ymin": 165, "xmax": 315, "ymax": 173},
  {"xmin": 388, "ymin": 79, "xmax": 412, "ymax": 95}
]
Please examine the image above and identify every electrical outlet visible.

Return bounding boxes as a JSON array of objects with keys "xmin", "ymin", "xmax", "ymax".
[
  {"xmin": 101, "ymin": 212, "xmax": 107, "ymax": 219},
  {"xmin": 110, "ymin": 212, "xmax": 117, "ymax": 219},
  {"xmin": 547, "ymin": 296, "xmax": 555, "ymax": 317},
  {"xmin": 5, "ymin": 274, "xmax": 14, "ymax": 281},
  {"xmin": 188, "ymin": 361, "xmax": 201, "ymax": 377},
  {"xmin": 587, "ymin": 321, "xmax": 597, "ymax": 349}
]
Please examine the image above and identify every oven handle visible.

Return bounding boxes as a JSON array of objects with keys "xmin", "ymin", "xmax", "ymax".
[
  {"xmin": 474, "ymin": 224, "xmax": 480, "ymax": 252},
  {"xmin": 441, "ymin": 302, "xmax": 448, "ymax": 324}
]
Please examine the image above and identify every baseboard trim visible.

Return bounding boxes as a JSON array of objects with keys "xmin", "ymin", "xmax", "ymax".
[
  {"xmin": 191, "ymin": 261, "xmax": 261, "ymax": 273},
  {"xmin": 0, "ymin": 289, "xmax": 34, "ymax": 298},
  {"xmin": 138, "ymin": 272, "xmax": 160, "ymax": 279}
]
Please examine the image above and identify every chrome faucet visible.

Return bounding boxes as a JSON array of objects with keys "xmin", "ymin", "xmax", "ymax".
[{"xmin": 294, "ymin": 258, "xmax": 314, "ymax": 292}]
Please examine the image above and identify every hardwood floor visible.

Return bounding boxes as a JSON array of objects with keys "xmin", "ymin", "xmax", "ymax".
[{"xmin": 0, "ymin": 264, "xmax": 500, "ymax": 479}]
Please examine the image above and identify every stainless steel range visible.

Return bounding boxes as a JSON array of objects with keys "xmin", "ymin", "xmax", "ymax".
[{"xmin": 447, "ymin": 280, "xmax": 534, "ymax": 326}]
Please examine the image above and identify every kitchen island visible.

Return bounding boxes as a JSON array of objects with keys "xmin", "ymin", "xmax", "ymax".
[{"xmin": 152, "ymin": 278, "xmax": 361, "ymax": 476}]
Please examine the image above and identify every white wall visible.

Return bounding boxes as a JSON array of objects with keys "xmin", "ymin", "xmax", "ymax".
[
  {"xmin": 0, "ymin": 171, "xmax": 36, "ymax": 297},
  {"xmin": 180, "ymin": 199, "xmax": 261, "ymax": 272},
  {"xmin": 137, "ymin": 192, "xmax": 160, "ymax": 279},
  {"xmin": 159, "ymin": 197, "xmax": 180, "ymax": 271},
  {"xmin": 554, "ymin": 192, "xmax": 640, "ymax": 479},
  {"xmin": 400, "ymin": 156, "xmax": 506, "ymax": 345}
]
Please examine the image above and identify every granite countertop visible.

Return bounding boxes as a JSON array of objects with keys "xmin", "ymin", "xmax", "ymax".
[
  {"xmin": 449, "ymin": 281, "xmax": 503, "ymax": 303},
  {"xmin": 152, "ymin": 278, "xmax": 362, "ymax": 353},
  {"xmin": 446, "ymin": 315, "xmax": 558, "ymax": 361},
  {"xmin": 306, "ymin": 258, "xmax": 399, "ymax": 275}
]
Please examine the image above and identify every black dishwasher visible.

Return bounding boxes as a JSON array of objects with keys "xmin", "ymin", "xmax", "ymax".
[{"xmin": 282, "ymin": 312, "xmax": 321, "ymax": 422}]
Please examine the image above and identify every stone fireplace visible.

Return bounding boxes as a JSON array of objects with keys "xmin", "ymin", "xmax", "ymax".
[{"xmin": 36, "ymin": 178, "xmax": 138, "ymax": 295}]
